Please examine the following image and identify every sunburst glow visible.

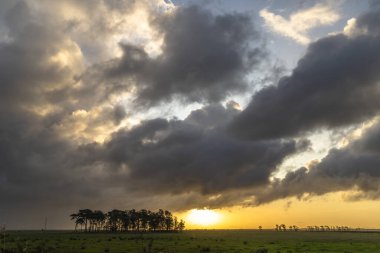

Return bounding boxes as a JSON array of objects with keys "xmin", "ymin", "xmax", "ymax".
[{"xmin": 187, "ymin": 209, "xmax": 221, "ymax": 226}]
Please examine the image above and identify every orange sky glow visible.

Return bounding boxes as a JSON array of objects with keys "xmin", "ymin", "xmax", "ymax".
[{"xmin": 178, "ymin": 192, "xmax": 380, "ymax": 229}]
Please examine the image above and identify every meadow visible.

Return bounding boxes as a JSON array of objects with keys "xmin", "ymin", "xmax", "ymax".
[{"xmin": 2, "ymin": 230, "xmax": 380, "ymax": 253}]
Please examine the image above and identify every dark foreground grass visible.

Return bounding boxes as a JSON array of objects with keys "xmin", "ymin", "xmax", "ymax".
[{"xmin": 1, "ymin": 230, "xmax": 380, "ymax": 253}]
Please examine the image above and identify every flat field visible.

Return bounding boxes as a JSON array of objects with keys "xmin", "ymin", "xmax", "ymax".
[{"xmin": 1, "ymin": 230, "xmax": 380, "ymax": 253}]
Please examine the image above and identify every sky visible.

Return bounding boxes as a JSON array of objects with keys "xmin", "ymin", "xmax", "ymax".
[{"xmin": 1, "ymin": 0, "xmax": 380, "ymax": 230}]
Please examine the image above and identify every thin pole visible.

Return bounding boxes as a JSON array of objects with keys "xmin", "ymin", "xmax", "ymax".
[{"xmin": 2, "ymin": 225, "xmax": 5, "ymax": 253}]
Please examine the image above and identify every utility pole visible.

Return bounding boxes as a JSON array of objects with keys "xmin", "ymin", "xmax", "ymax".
[
  {"xmin": 1, "ymin": 224, "xmax": 5, "ymax": 253},
  {"xmin": 44, "ymin": 216, "xmax": 47, "ymax": 231}
]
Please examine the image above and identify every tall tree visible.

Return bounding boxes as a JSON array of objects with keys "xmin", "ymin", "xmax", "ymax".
[{"xmin": 164, "ymin": 210, "xmax": 174, "ymax": 231}]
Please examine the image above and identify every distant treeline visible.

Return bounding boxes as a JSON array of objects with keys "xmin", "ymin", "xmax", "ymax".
[
  {"xmin": 275, "ymin": 224, "xmax": 359, "ymax": 232},
  {"xmin": 305, "ymin": 226, "xmax": 354, "ymax": 232},
  {"xmin": 70, "ymin": 209, "xmax": 185, "ymax": 232}
]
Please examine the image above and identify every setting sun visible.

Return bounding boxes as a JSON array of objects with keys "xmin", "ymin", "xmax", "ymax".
[{"xmin": 187, "ymin": 209, "xmax": 221, "ymax": 226}]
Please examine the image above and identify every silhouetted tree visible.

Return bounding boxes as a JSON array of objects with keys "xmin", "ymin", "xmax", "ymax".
[
  {"xmin": 129, "ymin": 209, "xmax": 139, "ymax": 231},
  {"xmin": 107, "ymin": 209, "xmax": 123, "ymax": 232},
  {"xmin": 120, "ymin": 211, "xmax": 131, "ymax": 232},
  {"xmin": 178, "ymin": 219, "xmax": 185, "ymax": 231},
  {"xmin": 70, "ymin": 213, "xmax": 84, "ymax": 231},
  {"xmin": 139, "ymin": 209, "xmax": 150, "ymax": 231},
  {"xmin": 148, "ymin": 211, "xmax": 161, "ymax": 231},
  {"xmin": 164, "ymin": 210, "xmax": 174, "ymax": 231},
  {"xmin": 71, "ymin": 209, "xmax": 93, "ymax": 232}
]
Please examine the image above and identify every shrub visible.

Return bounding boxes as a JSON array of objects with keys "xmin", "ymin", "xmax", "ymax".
[{"xmin": 255, "ymin": 249, "xmax": 268, "ymax": 253}]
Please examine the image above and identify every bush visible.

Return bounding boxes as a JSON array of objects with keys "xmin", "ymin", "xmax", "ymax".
[
  {"xmin": 200, "ymin": 247, "xmax": 211, "ymax": 252},
  {"xmin": 255, "ymin": 249, "xmax": 268, "ymax": 253}
]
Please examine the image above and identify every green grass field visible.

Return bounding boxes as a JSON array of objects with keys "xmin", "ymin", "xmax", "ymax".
[{"xmin": 1, "ymin": 230, "xmax": 380, "ymax": 253}]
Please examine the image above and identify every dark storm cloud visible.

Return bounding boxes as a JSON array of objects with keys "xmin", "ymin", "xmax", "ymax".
[
  {"xmin": 0, "ymin": 0, "xmax": 298, "ymax": 229},
  {"xmin": 253, "ymin": 120, "xmax": 380, "ymax": 204},
  {"xmin": 229, "ymin": 8, "xmax": 380, "ymax": 140},
  {"xmin": 110, "ymin": 5, "xmax": 264, "ymax": 106},
  {"xmin": 105, "ymin": 104, "xmax": 309, "ymax": 195}
]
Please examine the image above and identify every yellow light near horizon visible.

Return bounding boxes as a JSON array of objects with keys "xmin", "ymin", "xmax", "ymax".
[{"xmin": 187, "ymin": 209, "xmax": 221, "ymax": 226}]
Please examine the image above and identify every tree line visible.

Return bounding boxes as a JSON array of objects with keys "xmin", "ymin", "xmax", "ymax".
[
  {"xmin": 306, "ymin": 226, "xmax": 353, "ymax": 232},
  {"xmin": 275, "ymin": 224, "xmax": 299, "ymax": 231},
  {"xmin": 274, "ymin": 224, "xmax": 357, "ymax": 232},
  {"xmin": 70, "ymin": 209, "xmax": 185, "ymax": 232}
]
